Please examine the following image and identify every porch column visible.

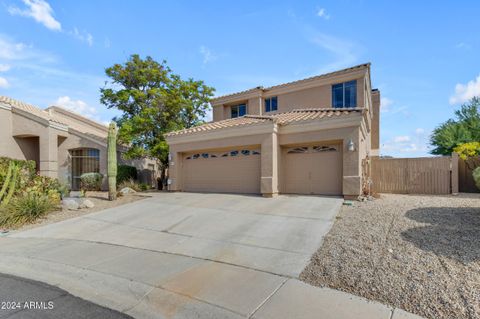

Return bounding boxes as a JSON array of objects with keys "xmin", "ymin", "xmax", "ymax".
[
  {"xmin": 260, "ymin": 126, "xmax": 279, "ymax": 197},
  {"xmin": 342, "ymin": 128, "xmax": 362, "ymax": 199},
  {"xmin": 39, "ymin": 127, "xmax": 58, "ymax": 178},
  {"xmin": 168, "ymin": 148, "xmax": 182, "ymax": 191}
]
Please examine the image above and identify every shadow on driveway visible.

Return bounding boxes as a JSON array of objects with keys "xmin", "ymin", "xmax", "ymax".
[
  {"xmin": 402, "ymin": 207, "xmax": 480, "ymax": 263},
  {"xmin": 0, "ymin": 273, "xmax": 132, "ymax": 319}
]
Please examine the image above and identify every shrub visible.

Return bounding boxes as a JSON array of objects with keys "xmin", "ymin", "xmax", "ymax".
[
  {"xmin": 118, "ymin": 178, "xmax": 141, "ymax": 192},
  {"xmin": 80, "ymin": 173, "xmax": 103, "ymax": 191},
  {"xmin": 453, "ymin": 142, "xmax": 480, "ymax": 160},
  {"xmin": 22, "ymin": 175, "xmax": 62, "ymax": 205},
  {"xmin": 473, "ymin": 167, "xmax": 480, "ymax": 190},
  {"xmin": 117, "ymin": 165, "xmax": 137, "ymax": 184},
  {"xmin": 0, "ymin": 193, "xmax": 55, "ymax": 227},
  {"xmin": 139, "ymin": 183, "xmax": 149, "ymax": 191}
]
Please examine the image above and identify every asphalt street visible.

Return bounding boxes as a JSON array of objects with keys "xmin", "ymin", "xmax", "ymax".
[{"xmin": 0, "ymin": 273, "xmax": 133, "ymax": 319}]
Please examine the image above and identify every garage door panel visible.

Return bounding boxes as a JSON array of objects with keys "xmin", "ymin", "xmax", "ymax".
[
  {"xmin": 183, "ymin": 150, "xmax": 261, "ymax": 194},
  {"xmin": 283, "ymin": 144, "xmax": 342, "ymax": 195}
]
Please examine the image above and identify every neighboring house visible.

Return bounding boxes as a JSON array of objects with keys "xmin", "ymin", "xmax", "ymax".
[
  {"xmin": 165, "ymin": 63, "xmax": 380, "ymax": 199},
  {"xmin": 0, "ymin": 96, "xmax": 159, "ymax": 190}
]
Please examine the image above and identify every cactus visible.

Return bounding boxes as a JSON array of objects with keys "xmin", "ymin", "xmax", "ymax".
[
  {"xmin": 107, "ymin": 122, "xmax": 117, "ymax": 201},
  {"xmin": 0, "ymin": 162, "xmax": 14, "ymax": 202},
  {"xmin": 1, "ymin": 164, "xmax": 19, "ymax": 206}
]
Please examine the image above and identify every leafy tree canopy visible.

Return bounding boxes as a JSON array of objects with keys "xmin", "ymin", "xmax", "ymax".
[
  {"xmin": 430, "ymin": 97, "xmax": 480, "ymax": 155},
  {"xmin": 100, "ymin": 55, "xmax": 215, "ymax": 165}
]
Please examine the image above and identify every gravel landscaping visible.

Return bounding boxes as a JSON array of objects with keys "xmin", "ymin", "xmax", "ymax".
[{"xmin": 300, "ymin": 193, "xmax": 480, "ymax": 319}]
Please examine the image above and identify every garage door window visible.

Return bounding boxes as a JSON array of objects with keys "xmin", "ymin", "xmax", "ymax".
[
  {"xmin": 287, "ymin": 146, "xmax": 338, "ymax": 154},
  {"xmin": 186, "ymin": 149, "xmax": 261, "ymax": 160},
  {"xmin": 313, "ymin": 145, "xmax": 338, "ymax": 152}
]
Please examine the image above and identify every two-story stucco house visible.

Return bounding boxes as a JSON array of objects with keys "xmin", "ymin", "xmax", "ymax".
[
  {"xmin": 0, "ymin": 96, "xmax": 159, "ymax": 190},
  {"xmin": 165, "ymin": 63, "xmax": 380, "ymax": 199}
]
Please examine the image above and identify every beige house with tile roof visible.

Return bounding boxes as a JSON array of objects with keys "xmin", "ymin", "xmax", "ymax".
[
  {"xmin": 166, "ymin": 63, "xmax": 380, "ymax": 199},
  {"xmin": 0, "ymin": 96, "xmax": 159, "ymax": 190}
]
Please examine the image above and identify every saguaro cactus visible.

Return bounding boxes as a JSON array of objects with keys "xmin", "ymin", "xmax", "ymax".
[
  {"xmin": 107, "ymin": 122, "xmax": 118, "ymax": 201},
  {"xmin": 0, "ymin": 162, "xmax": 14, "ymax": 202},
  {"xmin": 1, "ymin": 163, "xmax": 18, "ymax": 206}
]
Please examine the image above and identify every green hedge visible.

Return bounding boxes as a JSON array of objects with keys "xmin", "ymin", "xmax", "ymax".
[{"xmin": 117, "ymin": 165, "xmax": 137, "ymax": 184}]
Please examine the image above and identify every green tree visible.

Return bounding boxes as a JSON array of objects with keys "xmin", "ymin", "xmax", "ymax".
[
  {"xmin": 100, "ymin": 55, "xmax": 215, "ymax": 187},
  {"xmin": 430, "ymin": 97, "xmax": 480, "ymax": 155}
]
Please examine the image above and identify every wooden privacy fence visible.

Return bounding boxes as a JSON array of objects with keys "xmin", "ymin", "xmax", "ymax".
[
  {"xmin": 458, "ymin": 156, "xmax": 480, "ymax": 193},
  {"xmin": 371, "ymin": 155, "xmax": 458, "ymax": 195}
]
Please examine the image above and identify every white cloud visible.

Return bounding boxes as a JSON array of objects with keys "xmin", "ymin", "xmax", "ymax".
[
  {"xmin": 0, "ymin": 77, "xmax": 10, "ymax": 88},
  {"xmin": 394, "ymin": 135, "xmax": 411, "ymax": 143},
  {"xmin": 449, "ymin": 75, "xmax": 480, "ymax": 105},
  {"xmin": 455, "ymin": 42, "xmax": 471, "ymax": 50},
  {"xmin": 8, "ymin": 0, "xmax": 61, "ymax": 31},
  {"xmin": 316, "ymin": 8, "xmax": 330, "ymax": 20},
  {"xmin": 415, "ymin": 128, "xmax": 425, "ymax": 135},
  {"xmin": 0, "ymin": 37, "xmax": 28, "ymax": 60},
  {"xmin": 199, "ymin": 46, "xmax": 217, "ymax": 65},
  {"xmin": 310, "ymin": 33, "xmax": 357, "ymax": 72},
  {"xmin": 54, "ymin": 96, "xmax": 97, "ymax": 119},
  {"xmin": 0, "ymin": 64, "xmax": 11, "ymax": 72},
  {"xmin": 381, "ymin": 130, "xmax": 431, "ymax": 156},
  {"xmin": 70, "ymin": 28, "xmax": 94, "ymax": 46},
  {"xmin": 380, "ymin": 97, "xmax": 393, "ymax": 112}
]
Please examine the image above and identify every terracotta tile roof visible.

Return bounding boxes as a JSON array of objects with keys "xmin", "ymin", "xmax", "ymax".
[
  {"xmin": 165, "ymin": 108, "xmax": 363, "ymax": 137},
  {"xmin": 212, "ymin": 63, "xmax": 370, "ymax": 101},
  {"xmin": 0, "ymin": 95, "xmax": 66, "ymax": 125},
  {"xmin": 0, "ymin": 95, "xmax": 108, "ymax": 141}
]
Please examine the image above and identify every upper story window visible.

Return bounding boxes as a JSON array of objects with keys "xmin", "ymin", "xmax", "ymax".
[
  {"xmin": 231, "ymin": 104, "xmax": 246, "ymax": 118},
  {"xmin": 332, "ymin": 80, "xmax": 357, "ymax": 108},
  {"xmin": 265, "ymin": 96, "xmax": 278, "ymax": 112}
]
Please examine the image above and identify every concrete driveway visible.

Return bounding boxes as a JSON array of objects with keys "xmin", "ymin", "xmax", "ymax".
[{"xmin": 0, "ymin": 193, "xmax": 413, "ymax": 319}]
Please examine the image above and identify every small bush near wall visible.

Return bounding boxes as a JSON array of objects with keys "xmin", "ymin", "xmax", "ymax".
[
  {"xmin": 117, "ymin": 165, "xmax": 138, "ymax": 184},
  {"xmin": 80, "ymin": 173, "xmax": 103, "ymax": 191}
]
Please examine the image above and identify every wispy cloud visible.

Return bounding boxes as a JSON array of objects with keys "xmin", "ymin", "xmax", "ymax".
[
  {"xmin": 380, "ymin": 97, "xmax": 393, "ymax": 111},
  {"xmin": 449, "ymin": 75, "xmax": 480, "ymax": 105},
  {"xmin": 455, "ymin": 42, "xmax": 471, "ymax": 50},
  {"xmin": 54, "ymin": 96, "xmax": 98, "ymax": 119},
  {"xmin": 316, "ymin": 8, "xmax": 330, "ymax": 20},
  {"xmin": 0, "ymin": 64, "xmax": 11, "ymax": 72},
  {"xmin": 199, "ymin": 46, "xmax": 218, "ymax": 66},
  {"xmin": 381, "ymin": 128, "xmax": 430, "ymax": 155},
  {"xmin": 8, "ymin": 0, "xmax": 61, "ymax": 31},
  {"xmin": 70, "ymin": 28, "xmax": 94, "ymax": 47},
  {"xmin": 309, "ymin": 32, "xmax": 359, "ymax": 73},
  {"xmin": 0, "ymin": 77, "xmax": 10, "ymax": 88}
]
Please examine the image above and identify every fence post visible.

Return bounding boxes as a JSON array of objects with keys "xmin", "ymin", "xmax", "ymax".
[{"xmin": 451, "ymin": 152, "xmax": 459, "ymax": 194}]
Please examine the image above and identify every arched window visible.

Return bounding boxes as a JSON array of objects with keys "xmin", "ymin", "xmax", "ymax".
[{"xmin": 70, "ymin": 148, "xmax": 100, "ymax": 190}]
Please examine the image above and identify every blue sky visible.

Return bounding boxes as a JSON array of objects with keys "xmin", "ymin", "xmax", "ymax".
[{"xmin": 0, "ymin": 0, "xmax": 479, "ymax": 157}]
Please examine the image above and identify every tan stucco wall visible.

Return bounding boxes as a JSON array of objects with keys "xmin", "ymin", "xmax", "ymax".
[
  {"xmin": 1, "ymin": 105, "xmax": 159, "ymax": 190},
  {"xmin": 371, "ymin": 90, "xmax": 380, "ymax": 155},
  {"xmin": 167, "ymin": 116, "xmax": 366, "ymax": 197},
  {"xmin": 212, "ymin": 69, "xmax": 368, "ymax": 121},
  {"xmin": 0, "ymin": 107, "xmax": 27, "ymax": 160}
]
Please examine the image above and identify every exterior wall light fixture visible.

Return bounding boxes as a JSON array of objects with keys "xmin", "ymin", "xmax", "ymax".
[{"xmin": 347, "ymin": 139, "xmax": 355, "ymax": 152}]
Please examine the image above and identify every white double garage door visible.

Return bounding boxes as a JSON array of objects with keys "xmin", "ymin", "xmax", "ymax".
[{"xmin": 182, "ymin": 144, "xmax": 342, "ymax": 195}]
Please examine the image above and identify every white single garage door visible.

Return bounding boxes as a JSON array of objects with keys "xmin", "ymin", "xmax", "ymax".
[
  {"xmin": 182, "ymin": 148, "xmax": 261, "ymax": 194},
  {"xmin": 283, "ymin": 144, "xmax": 342, "ymax": 195}
]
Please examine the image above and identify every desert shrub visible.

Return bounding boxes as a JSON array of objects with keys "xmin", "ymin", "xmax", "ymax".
[
  {"xmin": 118, "ymin": 178, "xmax": 141, "ymax": 192},
  {"xmin": 0, "ymin": 193, "xmax": 55, "ymax": 227},
  {"xmin": 473, "ymin": 167, "xmax": 480, "ymax": 190},
  {"xmin": 117, "ymin": 165, "xmax": 137, "ymax": 184},
  {"xmin": 139, "ymin": 183, "xmax": 149, "ymax": 191},
  {"xmin": 0, "ymin": 157, "xmax": 36, "ymax": 197},
  {"xmin": 21, "ymin": 175, "xmax": 62, "ymax": 205},
  {"xmin": 80, "ymin": 173, "xmax": 103, "ymax": 191},
  {"xmin": 454, "ymin": 142, "xmax": 480, "ymax": 160}
]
